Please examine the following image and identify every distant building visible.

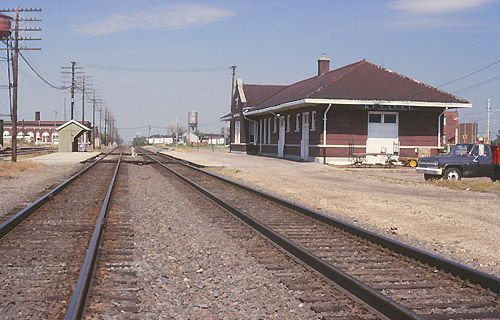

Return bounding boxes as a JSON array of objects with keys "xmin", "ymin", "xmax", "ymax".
[
  {"xmin": 2, "ymin": 112, "xmax": 92, "ymax": 147},
  {"xmin": 443, "ymin": 110, "xmax": 459, "ymax": 145},
  {"xmin": 147, "ymin": 135, "xmax": 174, "ymax": 145},
  {"xmin": 456, "ymin": 122, "xmax": 479, "ymax": 144},
  {"xmin": 201, "ymin": 133, "xmax": 225, "ymax": 145}
]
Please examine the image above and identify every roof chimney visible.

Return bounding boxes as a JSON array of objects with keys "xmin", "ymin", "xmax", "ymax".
[
  {"xmin": 317, "ymin": 53, "xmax": 330, "ymax": 76},
  {"xmin": 35, "ymin": 111, "xmax": 40, "ymax": 121}
]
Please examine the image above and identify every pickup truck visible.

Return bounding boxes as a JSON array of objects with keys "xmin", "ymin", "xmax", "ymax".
[{"xmin": 416, "ymin": 143, "xmax": 500, "ymax": 181}]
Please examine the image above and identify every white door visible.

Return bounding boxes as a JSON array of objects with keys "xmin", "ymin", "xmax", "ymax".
[
  {"xmin": 366, "ymin": 112, "xmax": 399, "ymax": 163},
  {"xmin": 301, "ymin": 113, "xmax": 310, "ymax": 161},
  {"xmin": 278, "ymin": 116, "xmax": 285, "ymax": 158}
]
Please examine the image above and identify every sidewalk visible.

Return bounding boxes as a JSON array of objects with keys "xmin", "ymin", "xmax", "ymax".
[{"xmin": 26, "ymin": 151, "xmax": 101, "ymax": 165}]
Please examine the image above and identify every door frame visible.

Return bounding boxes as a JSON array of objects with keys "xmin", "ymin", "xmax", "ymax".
[
  {"xmin": 278, "ymin": 116, "xmax": 285, "ymax": 158},
  {"xmin": 301, "ymin": 112, "xmax": 310, "ymax": 161}
]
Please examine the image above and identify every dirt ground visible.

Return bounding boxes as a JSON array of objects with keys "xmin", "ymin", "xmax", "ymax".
[
  {"xmin": 158, "ymin": 147, "xmax": 500, "ymax": 277},
  {"xmin": 0, "ymin": 162, "xmax": 79, "ymax": 222}
]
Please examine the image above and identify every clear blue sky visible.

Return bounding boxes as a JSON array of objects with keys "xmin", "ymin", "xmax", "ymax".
[{"xmin": 1, "ymin": 0, "xmax": 499, "ymax": 142}]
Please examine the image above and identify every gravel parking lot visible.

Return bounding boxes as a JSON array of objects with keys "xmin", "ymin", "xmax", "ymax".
[{"xmin": 158, "ymin": 147, "xmax": 500, "ymax": 277}]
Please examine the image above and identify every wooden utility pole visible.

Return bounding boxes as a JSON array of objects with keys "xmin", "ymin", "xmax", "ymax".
[
  {"xmin": 103, "ymin": 108, "xmax": 108, "ymax": 146},
  {"xmin": 92, "ymin": 91, "xmax": 96, "ymax": 149},
  {"xmin": 81, "ymin": 75, "xmax": 85, "ymax": 122},
  {"xmin": 61, "ymin": 61, "xmax": 82, "ymax": 120},
  {"xmin": 0, "ymin": 7, "xmax": 42, "ymax": 162},
  {"xmin": 230, "ymin": 65, "xmax": 236, "ymax": 108},
  {"xmin": 11, "ymin": 9, "xmax": 19, "ymax": 162}
]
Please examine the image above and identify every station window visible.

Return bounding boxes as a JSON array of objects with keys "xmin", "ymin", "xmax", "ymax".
[
  {"xmin": 369, "ymin": 113, "xmax": 382, "ymax": 123},
  {"xmin": 295, "ymin": 113, "xmax": 300, "ymax": 132},
  {"xmin": 273, "ymin": 117, "xmax": 277, "ymax": 133},
  {"xmin": 384, "ymin": 114, "xmax": 397, "ymax": 123},
  {"xmin": 286, "ymin": 115, "xmax": 290, "ymax": 132},
  {"xmin": 311, "ymin": 111, "xmax": 316, "ymax": 131}
]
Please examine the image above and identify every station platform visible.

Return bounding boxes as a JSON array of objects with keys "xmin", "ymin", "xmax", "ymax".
[{"xmin": 26, "ymin": 151, "xmax": 101, "ymax": 165}]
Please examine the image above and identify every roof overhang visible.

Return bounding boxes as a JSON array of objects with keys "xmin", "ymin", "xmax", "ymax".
[
  {"xmin": 220, "ymin": 113, "xmax": 241, "ymax": 121},
  {"xmin": 245, "ymin": 98, "xmax": 472, "ymax": 116}
]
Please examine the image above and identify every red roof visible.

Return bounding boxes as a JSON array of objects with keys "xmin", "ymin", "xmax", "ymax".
[
  {"xmin": 242, "ymin": 84, "xmax": 287, "ymax": 107},
  {"xmin": 252, "ymin": 60, "xmax": 468, "ymax": 111}
]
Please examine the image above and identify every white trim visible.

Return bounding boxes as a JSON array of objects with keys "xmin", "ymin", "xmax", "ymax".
[
  {"xmin": 311, "ymin": 111, "xmax": 316, "ymax": 131},
  {"xmin": 236, "ymin": 79, "xmax": 246, "ymax": 103},
  {"xmin": 231, "ymin": 143, "xmax": 247, "ymax": 146},
  {"xmin": 399, "ymin": 146, "xmax": 441, "ymax": 149},
  {"xmin": 310, "ymin": 144, "xmax": 366, "ymax": 148},
  {"xmin": 267, "ymin": 117, "xmax": 271, "ymax": 143},
  {"xmin": 56, "ymin": 119, "xmax": 90, "ymax": 131},
  {"xmin": 245, "ymin": 98, "xmax": 471, "ymax": 115}
]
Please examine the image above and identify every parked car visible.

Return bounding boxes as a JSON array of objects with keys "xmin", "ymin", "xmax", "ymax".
[{"xmin": 416, "ymin": 143, "xmax": 500, "ymax": 181}]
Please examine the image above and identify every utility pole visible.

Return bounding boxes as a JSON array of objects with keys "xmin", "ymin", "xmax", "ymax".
[
  {"xmin": 0, "ymin": 7, "xmax": 42, "ymax": 162},
  {"xmin": 61, "ymin": 61, "xmax": 82, "ymax": 120},
  {"xmin": 487, "ymin": 98, "xmax": 491, "ymax": 143},
  {"xmin": 70, "ymin": 61, "xmax": 75, "ymax": 119},
  {"xmin": 104, "ymin": 109, "xmax": 108, "ymax": 146},
  {"xmin": 92, "ymin": 91, "xmax": 96, "ymax": 149},
  {"xmin": 81, "ymin": 76, "xmax": 85, "ymax": 122},
  {"xmin": 230, "ymin": 65, "xmax": 236, "ymax": 108}
]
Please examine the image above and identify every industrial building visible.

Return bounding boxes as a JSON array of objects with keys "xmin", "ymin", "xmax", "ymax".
[{"xmin": 2, "ymin": 112, "xmax": 92, "ymax": 147}]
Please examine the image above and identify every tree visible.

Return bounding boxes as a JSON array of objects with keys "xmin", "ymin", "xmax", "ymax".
[
  {"xmin": 494, "ymin": 130, "xmax": 500, "ymax": 144},
  {"xmin": 194, "ymin": 129, "xmax": 205, "ymax": 142},
  {"xmin": 132, "ymin": 136, "xmax": 147, "ymax": 147},
  {"xmin": 166, "ymin": 122, "xmax": 187, "ymax": 141}
]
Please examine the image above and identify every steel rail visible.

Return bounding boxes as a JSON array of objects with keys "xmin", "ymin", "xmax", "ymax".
[
  {"xmin": 0, "ymin": 147, "xmax": 117, "ymax": 239},
  {"xmin": 64, "ymin": 147, "xmax": 124, "ymax": 320},
  {"xmin": 151, "ymin": 149, "xmax": 500, "ymax": 294},
  {"xmin": 141, "ymin": 149, "xmax": 422, "ymax": 320}
]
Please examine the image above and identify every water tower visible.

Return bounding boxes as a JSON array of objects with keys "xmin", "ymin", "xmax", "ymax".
[
  {"xmin": 187, "ymin": 111, "xmax": 198, "ymax": 143},
  {"xmin": 0, "ymin": 14, "xmax": 12, "ymax": 39},
  {"xmin": 188, "ymin": 111, "xmax": 198, "ymax": 132}
]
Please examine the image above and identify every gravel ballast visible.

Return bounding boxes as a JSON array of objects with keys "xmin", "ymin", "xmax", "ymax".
[
  {"xmin": 159, "ymin": 148, "xmax": 500, "ymax": 277},
  {"xmin": 129, "ymin": 164, "xmax": 319, "ymax": 319}
]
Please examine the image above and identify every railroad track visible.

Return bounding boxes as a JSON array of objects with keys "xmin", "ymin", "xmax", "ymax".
[
  {"xmin": 0, "ymin": 147, "xmax": 123, "ymax": 319},
  {"xmin": 140, "ymin": 148, "xmax": 500, "ymax": 320},
  {"xmin": 0, "ymin": 146, "xmax": 56, "ymax": 159}
]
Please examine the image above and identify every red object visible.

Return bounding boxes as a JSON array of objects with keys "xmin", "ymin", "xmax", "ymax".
[
  {"xmin": 0, "ymin": 14, "xmax": 12, "ymax": 39},
  {"xmin": 492, "ymin": 144, "xmax": 500, "ymax": 166}
]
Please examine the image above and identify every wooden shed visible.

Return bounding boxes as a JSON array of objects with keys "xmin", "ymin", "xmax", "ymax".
[{"xmin": 56, "ymin": 120, "xmax": 90, "ymax": 152}]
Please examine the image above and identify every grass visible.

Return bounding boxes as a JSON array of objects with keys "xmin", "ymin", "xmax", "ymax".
[
  {"xmin": 0, "ymin": 161, "xmax": 41, "ymax": 178},
  {"xmin": 430, "ymin": 179, "xmax": 500, "ymax": 192},
  {"xmin": 158, "ymin": 144, "xmax": 229, "ymax": 153}
]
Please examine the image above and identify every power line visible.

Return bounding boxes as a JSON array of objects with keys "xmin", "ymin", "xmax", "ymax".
[
  {"xmin": 453, "ymin": 75, "xmax": 500, "ymax": 94},
  {"xmin": 437, "ymin": 58, "xmax": 500, "ymax": 88},
  {"xmin": 19, "ymin": 51, "xmax": 70, "ymax": 90},
  {"xmin": 79, "ymin": 62, "xmax": 231, "ymax": 73}
]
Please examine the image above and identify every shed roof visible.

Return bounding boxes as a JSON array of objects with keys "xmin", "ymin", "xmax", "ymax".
[{"xmin": 56, "ymin": 119, "xmax": 90, "ymax": 132}]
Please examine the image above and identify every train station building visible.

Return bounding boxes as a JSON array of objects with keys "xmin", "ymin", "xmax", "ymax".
[{"xmin": 221, "ymin": 55, "xmax": 472, "ymax": 164}]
